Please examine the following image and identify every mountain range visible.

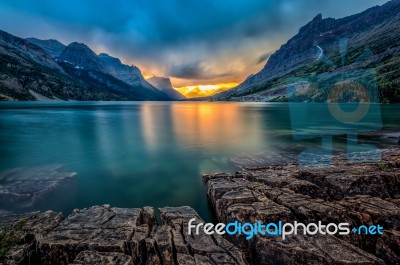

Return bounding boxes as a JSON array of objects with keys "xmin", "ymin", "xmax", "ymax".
[
  {"xmin": 0, "ymin": 32, "xmax": 184, "ymax": 101},
  {"xmin": 1, "ymin": 0, "xmax": 400, "ymax": 102},
  {"xmin": 214, "ymin": 0, "xmax": 400, "ymax": 103}
]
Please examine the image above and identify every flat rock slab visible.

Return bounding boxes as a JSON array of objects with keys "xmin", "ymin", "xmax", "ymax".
[
  {"xmin": 38, "ymin": 206, "xmax": 141, "ymax": 264},
  {"xmin": 1, "ymin": 205, "xmax": 247, "ymax": 265},
  {"xmin": 203, "ymin": 148, "xmax": 400, "ymax": 265}
]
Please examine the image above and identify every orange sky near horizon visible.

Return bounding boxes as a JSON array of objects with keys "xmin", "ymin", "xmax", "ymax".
[
  {"xmin": 142, "ymin": 71, "xmax": 241, "ymax": 98},
  {"xmin": 173, "ymin": 83, "xmax": 238, "ymax": 98}
]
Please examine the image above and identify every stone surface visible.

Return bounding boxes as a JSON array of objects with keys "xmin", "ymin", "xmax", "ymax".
[
  {"xmin": 70, "ymin": 251, "xmax": 133, "ymax": 265},
  {"xmin": 203, "ymin": 148, "xmax": 400, "ymax": 265},
  {"xmin": 0, "ymin": 211, "xmax": 63, "ymax": 265},
  {"xmin": 1, "ymin": 206, "xmax": 247, "ymax": 265},
  {"xmin": 38, "ymin": 206, "xmax": 141, "ymax": 264}
]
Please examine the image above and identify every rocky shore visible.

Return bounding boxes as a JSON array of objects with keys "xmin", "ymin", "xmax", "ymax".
[
  {"xmin": 1, "ymin": 148, "xmax": 399, "ymax": 264},
  {"xmin": 203, "ymin": 148, "xmax": 400, "ymax": 265},
  {"xmin": 1, "ymin": 205, "xmax": 246, "ymax": 265}
]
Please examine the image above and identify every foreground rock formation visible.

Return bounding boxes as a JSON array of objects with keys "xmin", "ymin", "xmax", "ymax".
[
  {"xmin": 1, "ymin": 206, "xmax": 246, "ymax": 265},
  {"xmin": 203, "ymin": 148, "xmax": 400, "ymax": 265},
  {"xmin": 1, "ymin": 148, "xmax": 399, "ymax": 264}
]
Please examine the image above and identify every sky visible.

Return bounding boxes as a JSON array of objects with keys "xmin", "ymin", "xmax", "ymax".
[{"xmin": 0, "ymin": 0, "xmax": 388, "ymax": 97}]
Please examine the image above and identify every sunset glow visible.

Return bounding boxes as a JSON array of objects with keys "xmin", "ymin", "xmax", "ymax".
[{"xmin": 175, "ymin": 83, "xmax": 238, "ymax": 98}]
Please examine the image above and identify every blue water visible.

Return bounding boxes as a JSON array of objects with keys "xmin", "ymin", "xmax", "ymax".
[{"xmin": 0, "ymin": 102, "xmax": 399, "ymax": 221}]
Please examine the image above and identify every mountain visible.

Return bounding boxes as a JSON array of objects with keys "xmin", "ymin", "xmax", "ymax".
[
  {"xmin": 0, "ymin": 31, "xmax": 171, "ymax": 101},
  {"xmin": 0, "ymin": 29, "xmax": 107, "ymax": 101},
  {"xmin": 26, "ymin": 38, "xmax": 66, "ymax": 58},
  {"xmin": 0, "ymin": 30, "xmax": 63, "ymax": 72},
  {"xmin": 215, "ymin": 0, "xmax": 400, "ymax": 103},
  {"xmin": 147, "ymin": 76, "xmax": 186, "ymax": 100},
  {"xmin": 58, "ymin": 42, "xmax": 106, "ymax": 72},
  {"xmin": 57, "ymin": 43, "xmax": 170, "ymax": 100},
  {"xmin": 98, "ymin": 53, "xmax": 163, "ymax": 95}
]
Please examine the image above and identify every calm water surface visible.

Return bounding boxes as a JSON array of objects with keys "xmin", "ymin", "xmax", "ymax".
[{"xmin": 0, "ymin": 102, "xmax": 399, "ymax": 221}]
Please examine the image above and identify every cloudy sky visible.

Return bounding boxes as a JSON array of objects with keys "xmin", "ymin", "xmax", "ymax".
[{"xmin": 0, "ymin": 0, "xmax": 387, "ymax": 96}]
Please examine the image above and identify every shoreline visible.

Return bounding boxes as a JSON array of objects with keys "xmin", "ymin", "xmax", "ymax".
[{"xmin": 1, "ymin": 147, "xmax": 400, "ymax": 264}]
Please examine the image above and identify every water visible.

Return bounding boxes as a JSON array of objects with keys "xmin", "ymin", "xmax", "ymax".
[{"xmin": 0, "ymin": 102, "xmax": 399, "ymax": 221}]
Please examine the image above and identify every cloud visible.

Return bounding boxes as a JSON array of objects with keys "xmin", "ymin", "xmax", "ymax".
[
  {"xmin": 168, "ymin": 61, "xmax": 236, "ymax": 80},
  {"xmin": 256, "ymin": 52, "xmax": 273, "ymax": 64},
  {"xmin": 0, "ymin": 0, "xmax": 388, "ymax": 85}
]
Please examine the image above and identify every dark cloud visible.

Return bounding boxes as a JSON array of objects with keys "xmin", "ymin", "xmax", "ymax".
[
  {"xmin": 169, "ymin": 62, "xmax": 206, "ymax": 80},
  {"xmin": 168, "ymin": 61, "xmax": 237, "ymax": 80},
  {"xmin": 256, "ymin": 52, "xmax": 273, "ymax": 64},
  {"xmin": 0, "ymin": 0, "xmax": 388, "ymax": 84}
]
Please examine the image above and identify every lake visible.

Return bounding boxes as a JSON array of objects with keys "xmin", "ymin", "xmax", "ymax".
[{"xmin": 0, "ymin": 102, "xmax": 399, "ymax": 221}]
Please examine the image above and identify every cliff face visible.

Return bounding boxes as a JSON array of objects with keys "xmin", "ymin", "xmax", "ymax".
[
  {"xmin": 99, "ymin": 53, "xmax": 143, "ymax": 84},
  {"xmin": 26, "ymin": 38, "xmax": 66, "ymax": 58},
  {"xmin": 98, "ymin": 53, "xmax": 162, "ymax": 95},
  {"xmin": 147, "ymin": 76, "xmax": 186, "ymax": 100},
  {"xmin": 59, "ymin": 42, "xmax": 106, "ymax": 72},
  {"xmin": 216, "ymin": 0, "xmax": 400, "ymax": 103}
]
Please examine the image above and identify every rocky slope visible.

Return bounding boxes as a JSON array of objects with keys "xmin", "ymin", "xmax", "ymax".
[
  {"xmin": 0, "ymin": 30, "xmax": 119, "ymax": 101},
  {"xmin": 0, "ymin": 31, "xmax": 171, "ymax": 101},
  {"xmin": 57, "ymin": 43, "xmax": 170, "ymax": 100},
  {"xmin": 98, "ymin": 53, "xmax": 162, "ymax": 95},
  {"xmin": 25, "ymin": 39, "xmax": 165, "ymax": 99},
  {"xmin": 26, "ymin": 38, "xmax": 66, "ymax": 59},
  {"xmin": 147, "ymin": 76, "xmax": 186, "ymax": 100},
  {"xmin": 215, "ymin": 0, "xmax": 400, "ymax": 103},
  {"xmin": 58, "ymin": 42, "xmax": 106, "ymax": 72}
]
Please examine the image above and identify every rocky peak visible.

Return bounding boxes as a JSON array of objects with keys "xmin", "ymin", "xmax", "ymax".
[
  {"xmin": 147, "ymin": 76, "xmax": 186, "ymax": 100},
  {"xmin": 0, "ymin": 30, "xmax": 63, "ymax": 71},
  {"xmin": 98, "ymin": 53, "xmax": 122, "ymax": 64},
  {"xmin": 26, "ymin": 38, "xmax": 66, "ymax": 58},
  {"xmin": 98, "ymin": 53, "xmax": 147, "ymax": 85},
  {"xmin": 59, "ymin": 42, "xmax": 104, "ymax": 72},
  {"xmin": 147, "ymin": 76, "xmax": 173, "ymax": 89}
]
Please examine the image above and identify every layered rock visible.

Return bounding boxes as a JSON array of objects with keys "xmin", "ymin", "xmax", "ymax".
[
  {"xmin": 1, "ymin": 206, "xmax": 247, "ymax": 265},
  {"xmin": 203, "ymin": 148, "xmax": 400, "ymax": 265},
  {"xmin": 0, "ymin": 211, "xmax": 64, "ymax": 264}
]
